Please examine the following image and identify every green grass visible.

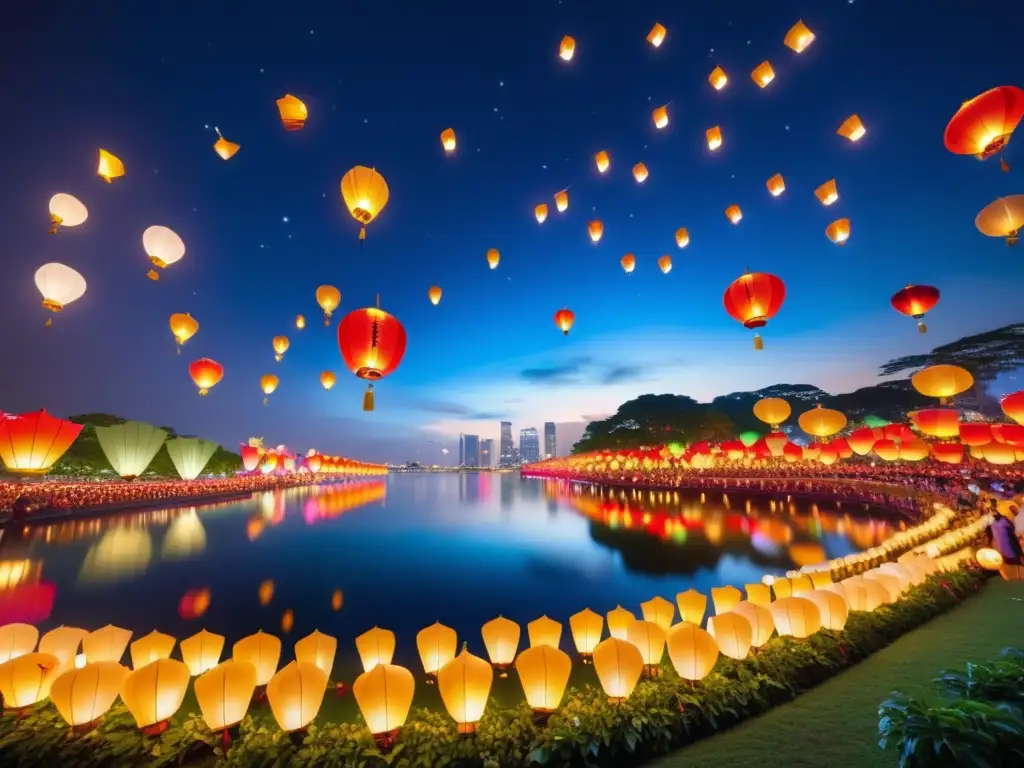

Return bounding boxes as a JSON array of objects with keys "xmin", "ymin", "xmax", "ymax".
[{"xmin": 652, "ymin": 578, "xmax": 1024, "ymax": 768}]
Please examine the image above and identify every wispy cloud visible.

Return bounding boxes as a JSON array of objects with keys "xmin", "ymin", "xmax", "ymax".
[
  {"xmin": 520, "ymin": 356, "xmax": 593, "ymax": 384},
  {"xmin": 602, "ymin": 365, "xmax": 644, "ymax": 385}
]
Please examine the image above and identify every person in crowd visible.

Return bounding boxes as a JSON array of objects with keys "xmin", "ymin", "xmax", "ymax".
[{"xmin": 988, "ymin": 511, "xmax": 1024, "ymax": 565}]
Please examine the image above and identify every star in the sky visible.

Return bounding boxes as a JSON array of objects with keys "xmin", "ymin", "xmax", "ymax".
[{"xmin": 282, "ymin": 216, "xmax": 290, "ymax": 223}]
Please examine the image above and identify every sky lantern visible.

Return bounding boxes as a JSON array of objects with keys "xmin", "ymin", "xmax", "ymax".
[
  {"xmin": 647, "ymin": 22, "xmax": 666, "ymax": 47},
  {"xmin": 295, "ymin": 314, "xmax": 306, "ymax": 330},
  {"xmin": 675, "ymin": 589, "xmax": 707, "ymax": 625},
  {"xmin": 189, "ymin": 358, "xmax": 223, "ymax": 396},
  {"xmin": 319, "ymin": 370, "xmax": 337, "ymax": 391},
  {"xmin": 984, "ymin": 442, "xmax": 1016, "ymax": 465},
  {"xmin": 0, "ymin": 410, "xmax": 83, "ymax": 476},
  {"xmin": 166, "ymin": 437, "xmax": 218, "ymax": 480},
  {"xmin": 50, "ymin": 662, "xmax": 129, "ymax": 728},
  {"xmin": 837, "ymin": 114, "xmax": 866, "ymax": 141},
  {"xmin": 516, "ymin": 645, "xmax": 571, "ymax": 715},
  {"xmin": 121, "ymin": 658, "xmax": 190, "ymax": 733},
  {"xmin": 569, "ymin": 609, "xmax": 603, "ymax": 658},
  {"xmin": 142, "ymin": 225, "xmax": 185, "ymax": 280},
  {"xmin": 294, "ymin": 631, "xmax": 337, "ymax": 678},
  {"xmin": 95, "ymin": 421, "xmax": 168, "ymax": 480},
  {"xmin": 1002, "ymin": 391, "xmax": 1024, "ymax": 425},
  {"xmin": 194, "ymin": 660, "xmax": 255, "ymax": 732},
  {"xmin": 815, "ymin": 179, "xmax": 839, "ymax": 206},
  {"xmin": 48, "ymin": 193, "xmax": 88, "ymax": 234},
  {"xmin": 272, "ymin": 336, "xmax": 290, "ymax": 362},
  {"xmin": 240, "ymin": 440, "xmax": 262, "ymax": 472},
  {"xmin": 428, "ymin": 285, "xmax": 442, "ymax": 305},
  {"xmin": 97, "ymin": 149, "xmax": 124, "ymax": 182},
  {"xmin": 620, "ymin": 253, "xmax": 636, "ymax": 274},
  {"xmin": 751, "ymin": 61, "xmax": 775, "ymax": 87},
  {"xmin": 275, "ymin": 94, "xmax": 308, "ymax": 130},
  {"xmin": 34, "ymin": 263, "xmax": 86, "ymax": 325},
  {"xmin": 267, "ymin": 661, "xmax": 327, "ymax": 733},
  {"xmin": 722, "ymin": 270, "xmax": 785, "ymax": 350},
  {"xmin": 709, "ymin": 66, "xmax": 728, "ymax": 90},
  {"xmin": 943, "ymin": 86, "xmax": 1024, "ymax": 168},
  {"xmin": 559, "ymin": 35, "xmax": 575, "ymax": 61},
  {"xmin": 130, "ymin": 631, "xmax": 177, "ymax": 670},
  {"xmin": 911, "ymin": 408, "xmax": 960, "ymax": 438},
  {"xmin": 440, "ymin": 128, "xmax": 456, "ymax": 153},
  {"xmin": 260, "ymin": 374, "xmax": 279, "ymax": 405},
  {"xmin": 890, "ymin": 285, "xmax": 939, "ymax": 333},
  {"xmin": 593, "ymin": 638, "xmax": 643, "ymax": 702},
  {"xmin": 658, "ymin": 255, "xmax": 672, "ymax": 274},
  {"xmin": 725, "ymin": 204, "xmax": 742, "ymax": 224},
  {"xmin": 627, "ymin": 621, "xmax": 666, "ymax": 671},
  {"xmin": 959, "ymin": 422, "xmax": 992, "ymax": 446},
  {"xmin": 534, "ymin": 203, "xmax": 548, "ymax": 223},
  {"xmin": 911, "ymin": 364, "xmax": 974, "ymax": 403},
  {"xmin": 708, "ymin": 613, "xmax": 753, "ymax": 661},
  {"xmin": 653, "ymin": 105, "xmax": 669, "ymax": 129},
  {"xmin": 316, "ymin": 285, "xmax": 341, "ymax": 325},
  {"xmin": 931, "ymin": 442, "xmax": 964, "ymax": 464},
  {"xmin": 753, "ymin": 397, "xmax": 791, "ymax": 429},
  {"xmin": 606, "ymin": 605, "xmax": 635, "ymax": 641},
  {"xmin": 798, "ymin": 405, "xmax": 848, "ymax": 439},
  {"xmin": 356, "ymin": 627, "xmax": 396, "ymax": 672},
  {"xmin": 766, "ymin": 174, "xmax": 785, "ymax": 197},
  {"xmin": 975, "ymin": 195, "xmax": 1024, "ymax": 246},
  {"xmin": 553, "ymin": 308, "xmax": 575, "ymax": 336},
  {"xmin": 632, "ymin": 162, "xmax": 648, "ymax": 183},
  {"xmin": 826, "ymin": 218, "xmax": 851, "ymax": 245},
  {"xmin": 353, "ymin": 663, "xmax": 415, "ymax": 746},
  {"xmin": 554, "ymin": 190, "xmax": 569, "ymax": 212},
  {"xmin": 784, "ymin": 20, "xmax": 815, "ymax": 52},
  {"xmin": 706, "ymin": 125, "xmax": 723, "ymax": 151},
  {"xmin": 169, "ymin": 313, "xmax": 199, "ymax": 351},
  {"xmin": 594, "ymin": 151, "xmax": 610, "ymax": 173},
  {"xmin": 484, "ymin": 248, "xmax": 500, "ymax": 270},
  {"xmin": 666, "ymin": 624, "xmax": 718, "ymax": 681},
  {"xmin": 212, "ymin": 127, "xmax": 240, "ymax": 160},
  {"xmin": 848, "ymin": 427, "xmax": 878, "ymax": 455},
  {"xmin": 640, "ymin": 597, "xmax": 675, "ymax": 631},
  {"xmin": 675, "ymin": 227, "xmax": 690, "ymax": 248},
  {"xmin": 0, "ymin": 652, "xmax": 60, "ymax": 711},
  {"xmin": 340, "ymin": 166, "xmax": 389, "ymax": 241},
  {"xmin": 527, "ymin": 616, "xmax": 562, "ymax": 649},
  {"xmin": 481, "ymin": 616, "xmax": 519, "ymax": 670},
  {"xmin": 588, "ymin": 220, "xmax": 604, "ymax": 243},
  {"xmin": 438, "ymin": 645, "xmax": 492, "ymax": 733},
  {"xmin": 336, "ymin": 301, "xmax": 407, "ymax": 411},
  {"xmin": 416, "ymin": 622, "xmax": 457, "ymax": 677},
  {"xmin": 992, "ymin": 423, "xmax": 1024, "ymax": 445}
]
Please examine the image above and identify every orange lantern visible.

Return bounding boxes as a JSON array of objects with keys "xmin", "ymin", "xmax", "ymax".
[
  {"xmin": 272, "ymin": 336, "xmax": 290, "ymax": 362},
  {"xmin": 837, "ymin": 114, "xmax": 866, "ymax": 142},
  {"xmin": 189, "ymin": 358, "xmax": 223, "ymax": 396},
  {"xmin": 706, "ymin": 126, "xmax": 723, "ymax": 151},
  {"xmin": 753, "ymin": 397, "xmax": 791, "ymax": 429},
  {"xmin": 647, "ymin": 22, "xmax": 667, "ymax": 47},
  {"xmin": 428, "ymin": 286, "xmax": 442, "ymax": 306},
  {"xmin": 486, "ymin": 248, "xmax": 500, "ymax": 269},
  {"xmin": 826, "ymin": 218, "xmax": 851, "ymax": 245},
  {"xmin": 975, "ymin": 195, "xmax": 1024, "ymax": 245},
  {"xmin": 632, "ymin": 163, "xmax": 648, "ymax": 183},
  {"xmin": 657, "ymin": 255, "xmax": 672, "ymax": 274},
  {"xmin": 527, "ymin": 616, "xmax": 562, "ymax": 649},
  {"xmin": 592, "ymin": 638, "xmax": 643, "ymax": 701},
  {"xmin": 891, "ymin": 285, "xmax": 940, "ymax": 332},
  {"xmin": 1002, "ymin": 391, "xmax": 1024, "ymax": 425},
  {"xmin": 784, "ymin": 20, "xmax": 815, "ymax": 53},
  {"xmin": 340, "ymin": 166, "xmax": 389, "ymax": 241},
  {"xmin": 594, "ymin": 151, "xmax": 610, "ymax": 174},
  {"xmin": 588, "ymin": 220, "xmax": 604, "ymax": 243},
  {"xmin": 959, "ymin": 422, "xmax": 992, "ymax": 446},
  {"xmin": 620, "ymin": 254, "xmax": 636, "ymax": 274},
  {"xmin": 169, "ymin": 313, "xmax": 199, "ymax": 350},
  {"xmin": 316, "ymin": 285, "xmax": 341, "ymax": 325},
  {"xmin": 724, "ymin": 204, "xmax": 742, "ymax": 224},
  {"xmin": 320, "ymin": 371, "xmax": 336, "ymax": 391},
  {"xmin": 766, "ymin": 174, "xmax": 785, "ymax": 197},
  {"xmin": 912, "ymin": 365, "xmax": 974, "ymax": 403},
  {"xmin": 751, "ymin": 61, "xmax": 775, "ymax": 88},
  {"xmin": 606, "ymin": 605, "xmax": 635, "ymax": 641},
  {"xmin": 675, "ymin": 589, "xmax": 707, "ymax": 625},
  {"xmin": 675, "ymin": 228, "xmax": 690, "ymax": 248},
  {"xmin": 212, "ymin": 128, "xmax": 240, "ymax": 160},
  {"xmin": 356, "ymin": 627, "xmax": 396, "ymax": 672},
  {"xmin": 440, "ymin": 128, "xmax": 456, "ymax": 153},
  {"xmin": 932, "ymin": 443, "xmax": 964, "ymax": 464},
  {"xmin": 769, "ymin": 597, "xmax": 821, "ymax": 639},
  {"xmin": 337, "ymin": 303, "xmax": 407, "ymax": 411},
  {"xmin": 815, "ymin": 179, "xmax": 839, "ymax": 206},
  {"xmin": 798, "ymin": 405, "xmax": 848, "ymax": 439},
  {"xmin": 569, "ymin": 609, "xmax": 603, "ymax": 658},
  {"xmin": 911, "ymin": 408, "xmax": 960, "ymax": 438},
  {"xmin": 276, "ymin": 94, "xmax": 308, "ymax": 130},
  {"xmin": 943, "ymin": 86, "xmax": 1024, "ymax": 164},
  {"xmin": 553, "ymin": 308, "xmax": 575, "ymax": 336},
  {"xmin": 652, "ymin": 105, "xmax": 669, "ymax": 129},
  {"xmin": 554, "ymin": 190, "xmax": 569, "ymax": 213},
  {"xmin": 97, "ymin": 149, "xmax": 125, "ymax": 182},
  {"xmin": 260, "ymin": 374, "xmax": 279, "ymax": 405},
  {"xmin": 708, "ymin": 66, "xmax": 728, "ymax": 91},
  {"xmin": 481, "ymin": 616, "xmax": 519, "ymax": 670},
  {"xmin": 558, "ymin": 35, "xmax": 575, "ymax": 62},
  {"xmin": 666, "ymin": 624, "xmax": 718, "ymax": 681},
  {"xmin": 708, "ymin": 613, "xmax": 752, "ymax": 660},
  {"xmin": 723, "ymin": 270, "xmax": 785, "ymax": 350},
  {"xmin": 0, "ymin": 410, "xmax": 84, "ymax": 476}
]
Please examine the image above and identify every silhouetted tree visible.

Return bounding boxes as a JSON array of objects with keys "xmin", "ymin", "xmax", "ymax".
[
  {"xmin": 879, "ymin": 323, "xmax": 1024, "ymax": 384},
  {"xmin": 573, "ymin": 395, "xmax": 735, "ymax": 453}
]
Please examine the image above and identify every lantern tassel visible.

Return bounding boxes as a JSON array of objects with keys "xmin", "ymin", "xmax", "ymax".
[
  {"xmin": 147, "ymin": 269, "xmax": 159, "ymax": 281},
  {"xmin": 753, "ymin": 333, "xmax": 764, "ymax": 351},
  {"xmin": 363, "ymin": 384, "xmax": 375, "ymax": 412},
  {"xmin": 359, "ymin": 225, "xmax": 366, "ymax": 241},
  {"xmin": 917, "ymin": 320, "xmax": 928, "ymax": 333},
  {"xmin": 44, "ymin": 317, "xmax": 52, "ymax": 327},
  {"xmin": 263, "ymin": 396, "xmax": 268, "ymax": 406}
]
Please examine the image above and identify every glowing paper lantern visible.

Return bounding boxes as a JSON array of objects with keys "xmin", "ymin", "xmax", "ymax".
[
  {"xmin": 438, "ymin": 646, "xmax": 492, "ymax": 733},
  {"xmin": 50, "ymin": 662, "xmax": 129, "ymax": 727},
  {"xmin": 316, "ymin": 285, "xmax": 341, "ymax": 324},
  {"xmin": 708, "ymin": 613, "xmax": 752, "ymax": 660},
  {"xmin": 83, "ymin": 625, "xmax": 132, "ymax": 664},
  {"xmin": 213, "ymin": 128, "xmax": 240, "ymax": 160},
  {"xmin": 121, "ymin": 659, "xmax": 190, "ymax": 733},
  {"xmin": 804, "ymin": 591, "xmax": 849, "ymax": 631},
  {"xmin": 912, "ymin": 365, "xmax": 974, "ymax": 402},
  {"xmin": 826, "ymin": 218, "xmax": 851, "ymax": 245},
  {"xmin": 620, "ymin": 254, "xmax": 636, "ymax": 274},
  {"xmin": 784, "ymin": 20, "xmax": 815, "ymax": 52},
  {"xmin": 39, "ymin": 627, "xmax": 86, "ymax": 673},
  {"xmin": 848, "ymin": 427, "xmax": 878, "ymax": 455},
  {"xmin": 554, "ymin": 307, "xmax": 575, "ymax": 336},
  {"xmin": 769, "ymin": 597, "xmax": 822, "ymax": 639},
  {"xmin": 891, "ymin": 285, "xmax": 940, "ymax": 333},
  {"xmin": 706, "ymin": 125, "xmax": 723, "ymax": 151},
  {"xmin": 179, "ymin": 630, "xmax": 224, "ymax": 676},
  {"xmin": 232, "ymin": 631, "xmax": 281, "ymax": 686},
  {"xmin": 130, "ymin": 630, "xmax": 176, "ymax": 670},
  {"xmin": 337, "ymin": 304, "xmax": 408, "ymax": 411},
  {"xmin": 486, "ymin": 248, "xmax": 500, "ymax": 269},
  {"xmin": 733, "ymin": 602, "xmax": 775, "ymax": 647},
  {"xmin": 353, "ymin": 663, "xmax": 415, "ymax": 741},
  {"xmin": 838, "ymin": 114, "xmax": 866, "ymax": 142},
  {"xmin": 751, "ymin": 61, "xmax": 775, "ymax": 87},
  {"xmin": 653, "ymin": 105, "xmax": 669, "ymax": 129},
  {"xmin": 195, "ymin": 660, "xmax": 256, "ymax": 731},
  {"xmin": 799, "ymin": 405, "xmax": 848, "ymax": 439},
  {"xmin": 588, "ymin": 219, "xmax": 604, "ymax": 243},
  {"xmin": 416, "ymin": 622, "xmax": 457, "ymax": 676},
  {"xmin": 647, "ymin": 22, "xmax": 666, "ymax": 47},
  {"xmin": 0, "ymin": 410, "xmax": 83, "ymax": 476},
  {"xmin": 516, "ymin": 645, "xmax": 571, "ymax": 713},
  {"xmin": 606, "ymin": 605, "xmax": 636, "ymax": 640},
  {"xmin": 267, "ymin": 661, "xmax": 328, "ymax": 733},
  {"xmin": 272, "ymin": 336, "xmax": 290, "ymax": 362},
  {"xmin": 975, "ymin": 195, "xmax": 1024, "ymax": 245},
  {"xmin": 976, "ymin": 548, "xmax": 1003, "ymax": 570},
  {"xmin": 594, "ymin": 151, "xmax": 610, "ymax": 173},
  {"xmin": 675, "ymin": 589, "xmax": 707, "ymax": 625},
  {"xmin": 48, "ymin": 193, "xmax": 88, "ymax": 233},
  {"xmin": 640, "ymin": 596, "xmax": 675, "ymax": 631},
  {"xmin": 276, "ymin": 94, "xmax": 307, "ymax": 130},
  {"xmin": 558, "ymin": 35, "xmax": 575, "ymax": 61},
  {"xmin": 534, "ymin": 204, "xmax": 549, "ymax": 224},
  {"xmin": 815, "ymin": 179, "xmax": 839, "ymax": 206},
  {"xmin": 188, "ymin": 358, "xmax": 224, "ymax": 397},
  {"xmin": 1002, "ymin": 391, "xmax": 1024, "ymax": 425},
  {"xmin": 320, "ymin": 371, "xmax": 337, "ymax": 392},
  {"xmin": 626, "ymin": 620, "xmax": 666, "ymax": 669},
  {"xmin": 593, "ymin": 638, "xmax": 643, "ymax": 701},
  {"xmin": 97, "ymin": 149, "xmax": 125, "ymax": 182},
  {"xmin": 169, "ymin": 313, "xmax": 199, "ymax": 350},
  {"xmin": 983, "ymin": 442, "xmax": 1016, "ymax": 465},
  {"xmin": 294, "ymin": 630, "xmax": 337, "ymax": 678},
  {"xmin": 632, "ymin": 163, "xmax": 648, "ymax": 183},
  {"xmin": 766, "ymin": 174, "xmax": 786, "ymax": 197},
  {"xmin": 165, "ymin": 437, "xmax": 219, "ymax": 480},
  {"xmin": 440, "ymin": 128, "xmax": 456, "ymax": 153},
  {"xmin": 143, "ymin": 225, "xmax": 185, "ymax": 279},
  {"xmin": 34, "ymin": 263, "xmax": 87, "ymax": 324},
  {"xmin": 340, "ymin": 166, "xmax": 389, "ymax": 241},
  {"xmin": 554, "ymin": 190, "xmax": 568, "ymax": 212},
  {"xmin": 711, "ymin": 586, "xmax": 742, "ymax": 615},
  {"xmin": 723, "ymin": 271, "xmax": 786, "ymax": 350},
  {"xmin": 911, "ymin": 408, "xmax": 960, "ymax": 438},
  {"xmin": 943, "ymin": 86, "xmax": 1024, "ymax": 160},
  {"xmin": 709, "ymin": 66, "xmax": 728, "ymax": 90},
  {"xmin": 0, "ymin": 652, "xmax": 60, "ymax": 710},
  {"xmin": 356, "ymin": 627, "xmax": 396, "ymax": 672},
  {"xmin": 569, "ymin": 609, "xmax": 604, "ymax": 657},
  {"xmin": 861, "ymin": 572, "xmax": 900, "ymax": 603},
  {"xmin": 744, "ymin": 584, "xmax": 772, "ymax": 608},
  {"xmin": 753, "ymin": 397, "xmax": 791, "ymax": 429},
  {"xmin": 527, "ymin": 616, "xmax": 562, "ymax": 649},
  {"xmin": 810, "ymin": 571, "xmax": 834, "ymax": 590},
  {"xmin": 666, "ymin": 624, "xmax": 719, "ymax": 681}
]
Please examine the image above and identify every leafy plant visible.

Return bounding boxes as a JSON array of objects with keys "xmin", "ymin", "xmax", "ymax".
[{"xmin": 934, "ymin": 658, "xmax": 1024, "ymax": 707}]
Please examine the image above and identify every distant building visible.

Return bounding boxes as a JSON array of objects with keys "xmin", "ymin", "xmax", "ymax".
[
  {"xmin": 480, "ymin": 439, "xmax": 494, "ymax": 468},
  {"xmin": 544, "ymin": 422, "xmax": 556, "ymax": 458},
  {"xmin": 459, "ymin": 434, "xmax": 480, "ymax": 467},
  {"xmin": 499, "ymin": 421, "xmax": 515, "ymax": 466},
  {"xmin": 520, "ymin": 427, "xmax": 540, "ymax": 464}
]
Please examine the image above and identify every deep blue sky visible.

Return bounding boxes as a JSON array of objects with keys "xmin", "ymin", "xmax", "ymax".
[{"xmin": 1, "ymin": 0, "xmax": 1020, "ymax": 463}]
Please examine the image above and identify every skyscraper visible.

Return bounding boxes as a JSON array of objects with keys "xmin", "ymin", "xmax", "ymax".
[
  {"xmin": 519, "ymin": 427, "xmax": 540, "ymax": 464},
  {"xmin": 499, "ymin": 421, "xmax": 514, "ymax": 466},
  {"xmin": 459, "ymin": 434, "xmax": 480, "ymax": 467},
  {"xmin": 544, "ymin": 422, "xmax": 556, "ymax": 458},
  {"xmin": 480, "ymin": 439, "xmax": 494, "ymax": 468}
]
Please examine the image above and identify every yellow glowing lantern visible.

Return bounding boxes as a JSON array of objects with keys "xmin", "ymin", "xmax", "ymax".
[
  {"xmin": 320, "ymin": 370, "xmax": 337, "ymax": 391},
  {"xmin": 143, "ymin": 225, "xmax": 186, "ymax": 278},
  {"xmin": 784, "ymin": 20, "xmax": 815, "ymax": 53},
  {"xmin": 725, "ymin": 204, "xmax": 742, "ymax": 224},
  {"xmin": 272, "ymin": 336, "xmax": 290, "ymax": 362},
  {"xmin": 232, "ymin": 631, "xmax": 281, "ymax": 686},
  {"xmin": 632, "ymin": 162, "xmax": 649, "ymax": 183},
  {"xmin": 554, "ymin": 190, "xmax": 569, "ymax": 212},
  {"xmin": 789, "ymin": 574, "xmax": 814, "ymax": 595},
  {"xmin": 769, "ymin": 597, "xmax": 822, "ymax": 639},
  {"xmin": 911, "ymin": 365, "xmax": 974, "ymax": 403},
  {"xmin": 213, "ymin": 128, "xmax": 240, "ymax": 160},
  {"xmin": 276, "ymin": 94, "xmax": 308, "ymax": 130},
  {"xmin": 48, "ymin": 193, "xmax": 88, "ymax": 233},
  {"xmin": 708, "ymin": 613, "xmax": 753, "ymax": 661},
  {"xmin": 50, "ymin": 662, "xmax": 129, "ymax": 728},
  {"xmin": 169, "ymin": 313, "xmax": 199, "ymax": 350},
  {"xmin": 594, "ymin": 150, "xmax": 610, "ymax": 173},
  {"xmin": 976, "ymin": 195, "xmax": 1024, "ymax": 245},
  {"xmin": 267, "ymin": 661, "xmax": 328, "ymax": 733},
  {"xmin": 569, "ymin": 609, "xmax": 604, "ymax": 657},
  {"xmin": 39, "ymin": 627, "xmax": 86, "ymax": 673},
  {"xmin": 770, "ymin": 577, "xmax": 793, "ymax": 600},
  {"xmin": 416, "ymin": 622, "xmax": 457, "ymax": 676},
  {"xmin": 606, "ymin": 605, "xmax": 636, "ymax": 640},
  {"xmin": 878, "ymin": 564, "xmax": 914, "ymax": 592},
  {"xmin": 838, "ymin": 114, "xmax": 866, "ymax": 141},
  {"xmin": 675, "ymin": 227, "xmax": 690, "ymax": 248},
  {"xmin": 675, "ymin": 589, "xmax": 707, "ymax": 625},
  {"xmin": 658, "ymin": 254, "xmax": 672, "ymax": 274},
  {"xmin": 862, "ymin": 571, "xmax": 901, "ymax": 603},
  {"xmin": 733, "ymin": 602, "xmax": 775, "ymax": 647},
  {"xmin": 640, "ymin": 596, "xmax": 675, "ymax": 631},
  {"xmin": 295, "ymin": 314, "xmax": 305, "ymax": 329},
  {"xmin": 0, "ymin": 623, "xmax": 38, "ymax": 663},
  {"xmin": 766, "ymin": 174, "xmax": 786, "ymax": 197},
  {"xmin": 0, "ymin": 652, "xmax": 60, "ymax": 710},
  {"xmin": 976, "ymin": 547, "xmax": 1003, "ymax": 570},
  {"xmin": 316, "ymin": 285, "xmax": 341, "ymax": 325},
  {"xmin": 799, "ymin": 405, "xmax": 848, "ymax": 438},
  {"xmin": 83, "ymin": 625, "xmax": 132, "ymax": 664},
  {"xmin": 527, "ymin": 616, "xmax": 562, "ymax": 649},
  {"xmin": 356, "ymin": 627, "xmax": 396, "ymax": 672},
  {"xmin": 438, "ymin": 645, "xmax": 493, "ymax": 733},
  {"xmin": 97, "ymin": 149, "xmax": 125, "ymax": 182},
  {"xmin": 258, "ymin": 580, "xmax": 275, "ymax": 606},
  {"xmin": 984, "ymin": 443, "xmax": 1016, "ymax": 465},
  {"xmin": 516, "ymin": 645, "xmax": 571, "ymax": 713},
  {"xmin": 195, "ymin": 660, "xmax": 256, "ymax": 732},
  {"xmin": 180, "ymin": 630, "xmax": 224, "ymax": 676},
  {"xmin": 666, "ymin": 624, "xmax": 719, "ymax": 681},
  {"xmin": 706, "ymin": 125, "xmax": 723, "ymax": 151},
  {"xmin": 130, "ymin": 630, "xmax": 176, "ymax": 670},
  {"xmin": 486, "ymin": 248, "xmax": 500, "ymax": 269},
  {"xmin": 122, "ymin": 659, "xmax": 190, "ymax": 733},
  {"xmin": 815, "ymin": 179, "xmax": 839, "ymax": 206},
  {"xmin": 440, "ymin": 128, "xmax": 456, "ymax": 153},
  {"xmin": 805, "ymin": 590, "xmax": 849, "ymax": 631},
  {"xmin": 534, "ymin": 203, "xmax": 549, "ymax": 224},
  {"xmin": 620, "ymin": 253, "xmax": 636, "ymax": 274},
  {"xmin": 295, "ymin": 630, "xmax": 337, "ymax": 678},
  {"xmin": 593, "ymin": 638, "xmax": 643, "ymax": 701},
  {"xmin": 34, "ymin": 262, "xmax": 86, "ymax": 326},
  {"xmin": 559, "ymin": 35, "xmax": 575, "ymax": 61},
  {"xmin": 340, "ymin": 166, "xmax": 389, "ymax": 241},
  {"xmin": 653, "ymin": 105, "xmax": 669, "ymax": 129},
  {"xmin": 424, "ymin": 286, "xmax": 443, "ymax": 308},
  {"xmin": 744, "ymin": 584, "xmax": 772, "ymax": 608},
  {"xmin": 588, "ymin": 219, "xmax": 604, "ymax": 243},
  {"xmin": 626, "ymin": 620, "xmax": 666, "ymax": 669},
  {"xmin": 647, "ymin": 22, "xmax": 666, "ymax": 47},
  {"xmin": 353, "ymin": 663, "xmax": 415, "ymax": 741},
  {"xmin": 711, "ymin": 585, "xmax": 742, "ymax": 615},
  {"xmin": 709, "ymin": 66, "xmax": 728, "ymax": 90},
  {"xmin": 751, "ymin": 61, "xmax": 775, "ymax": 87},
  {"xmin": 481, "ymin": 616, "xmax": 519, "ymax": 668},
  {"xmin": 260, "ymin": 374, "xmax": 280, "ymax": 405},
  {"xmin": 810, "ymin": 571, "xmax": 833, "ymax": 590}
]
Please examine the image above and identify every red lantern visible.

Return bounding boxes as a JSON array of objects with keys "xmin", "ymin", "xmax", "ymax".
[
  {"xmin": 240, "ymin": 443, "xmax": 261, "ymax": 472},
  {"xmin": 0, "ymin": 410, "xmax": 83, "ymax": 476},
  {"xmin": 943, "ymin": 86, "xmax": 1024, "ymax": 164},
  {"xmin": 0, "ymin": 582, "xmax": 55, "ymax": 625},
  {"xmin": 178, "ymin": 588, "xmax": 211, "ymax": 620},
  {"xmin": 848, "ymin": 427, "xmax": 878, "ymax": 456},
  {"xmin": 1002, "ymin": 391, "xmax": 1024, "ymax": 426},
  {"xmin": 553, "ymin": 308, "xmax": 575, "ymax": 335},
  {"xmin": 883, "ymin": 423, "xmax": 914, "ymax": 443},
  {"xmin": 721, "ymin": 440, "xmax": 746, "ymax": 460},
  {"xmin": 984, "ymin": 442, "xmax": 1016, "ymax": 465},
  {"xmin": 818, "ymin": 444, "xmax": 839, "ymax": 465},
  {"xmin": 765, "ymin": 432, "xmax": 788, "ymax": 456},
  {"xmin": 831, "ymin": 438, "xmax": 853, "ymax": 459},
  {"xmin": 337, "ymin": 303, "xmax": 407, "ymax": 412},
  {"xmin": 992, "ymin": 423, "xmax": 1024, "ymax": 447},
  {"xmin": 307, "ymin": 454, "xmax": 323, "ymax": 473},
  {"xmin": 899, "ymin": 438, "xmax": 929, "ymax": 462},
  {"xmin": 910, "ymin": 408, "xmax": 961, "ymax": 439},
  {"xmin": 722, "ymin": 271, "xmax": 786, "ymax": 350},
  {"xmin": 189, "ymin": 358, "xmax": 224, "ymax": 396},
  {"xmin": 959, "ymin": 422, "xmax": 992, "ymax": 446},
  {"xmin": 890, "ymin": 285, "xmax": 939, "ymax": 333},
  {"xmin": 874, "ymin": 439, "xmax": 900, "ymax": 461},
  {"xmin": 782, "ymin": 443, "xmax": 802, "ymax": 463},
  {"xmin": 932, "ymin": 443, "xmax": 964, "ymax": 464}
]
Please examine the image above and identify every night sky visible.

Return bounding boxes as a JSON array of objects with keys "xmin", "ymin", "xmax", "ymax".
[{"xmin": 2, "ymin": 1, "xmax": 1021, "ymax": 463}]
